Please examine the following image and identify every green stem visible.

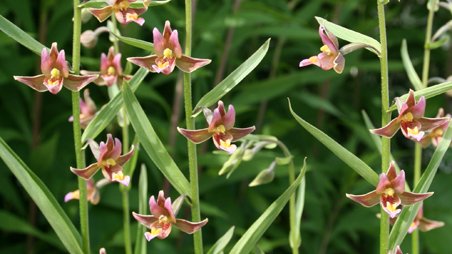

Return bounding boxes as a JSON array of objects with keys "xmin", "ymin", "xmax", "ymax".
[
  {"xmin": 421, "ymin": 4, "xmax": 435, "ymax": 87},
  {"xmin": 72, "ymin": 1, "xmax": 90, "ymax": 253},
  {"xmin": 411, "ymin": 143, "xmax": 422, "ymax": 254},
  {"xmin": 184, "ymin": 1, "xmax": 203, "ymax": 253},
  {"xmin": 377, "ymin": 1, "xmax": 391, "ymax": 254},
  {"xmin": 121, "ymin": 188, "xmax": 132, "ymax": 254}
]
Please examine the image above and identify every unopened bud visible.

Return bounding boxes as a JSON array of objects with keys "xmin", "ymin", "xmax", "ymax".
[
  {"xmin": 249, "ymin": 161, "xmax": 276, "ymax": 187},
  {"xmin": 80, "ymin": 26, "xmax": 109, "ymax": 48}
]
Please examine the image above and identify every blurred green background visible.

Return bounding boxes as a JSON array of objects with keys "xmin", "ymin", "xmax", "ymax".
[{"xmin": 0, "ymin": 0, "xmax": 451, "ymax": 253}]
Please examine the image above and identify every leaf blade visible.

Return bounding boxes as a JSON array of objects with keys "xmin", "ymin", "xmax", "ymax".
[
  {"xmin": 207, "ymin": 226, "xmax": 235, "ymax": 254},
  {"xmin": 401, "ymin": 39, "xmax": 423, "ymax": 90}
]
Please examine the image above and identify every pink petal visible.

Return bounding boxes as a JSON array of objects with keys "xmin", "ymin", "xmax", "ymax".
[
  {"xmin": 418, "ymin": 117, "xmax": 450, "ymax": 131},
  {"xmin": 346, "ymin": 190, "xmax": 380, "ymax": 207},
  {"xmin": 333, "ymin": 53, "xmax": 345, "ymax": 74},
  {"xmin": 419, "ymin": 217, "xmax": 445, "ymax": 232},
  {"xmin": 411, "ymin": 96, "xmax": 426, "ymax": 118},
  {"xmin": 88, "ymin": 140, "xmax": 101, "ymax": 160},
  {"xmin": 177, "ymin": 127, "xmax": 212, "ymax": 144},
  {"xmin": 208, "ymin": 107, "xmax": 223, "ymax": 130},
  {"xmin": 132, "ymin": 211, "xmax": 158, "ymax": 227},
  {"xmin": 376, "ymin": 173, "xmax": 391, "ymax": 194},
  {"xmin": 319, "ymin": 26, "xmax": 339, "ymax": 53},
  {"xmin": 152, "ymin": 58, "xmax": 176, "ymax": 75},
  {"xmin": 223, "ymin": 104, "xmax": 236, "ymax": 130},
  {"xmin": 391, "ymin": 170, "xmax": 406, "ymax": 194},
  {"xmin": 299, "ymin": 58, "xmax": 316, "ymax": 68},
  {"xmin": 399, "ymin": 191, "xmax": 433, "ymax": 205},
  {"xmin": 175, "ymin": 55, "xmax": 211, "ymax": 73},
  {"xmin": 169, "ymin": 30, "xmax": 183, "ymax": 58},
  {"xmin": 149, "ymin": 193, "xmax": 168, "ymax": 217},
  {"xmin": 229, "ymin": 126, "xmax": 256, "ymax": 141},
  {"xmin": 89, "ymin": 6, "xmax": 113, "ymax": 23},
  {"xmin": 64, "ymin": 74, "xmax": 97, "ymax": 92},
  {"xmin": 14, "ymin": 75, "xmax": 47, "ymax": 92},
  {"xmin": 317, "ymin": 52, "xmax": 335, "ymax": 70},
  {"xmin": 41, "ymin": 47, "xmax": 51, "ymax": 74},
  {"xmin": 164, "ymin": 197, "xmax": 176, "ymax": 222},
  {"xmin": 175, "ymin": 218, "xmax": 208, "ymax": 234},
  {"xmin": 113, "ymin": 174, "xmax": 130, "ymax": 186},
  {"xmin": 127, "ymin": 55, "xmax": 159, "ymax": 71},
  {"xmin": 162, "ymin": 20, "xmax": 173, "ymax": 40},
  {"xmin": 56, "ymin": 49, "xmax": 69, "ymax": 77},
  {"xmin": 45, "ymin": 80, "xmax": 64, "ymax": 94},
  {"xmin": 70, "ymin": 163, "xmax": 100, "ymax": 180},
  {"xmin": 371, "ymin": 118, "xmax": 401, "ymax": 138},
  {"xmin": 153, "ymin": 27, "xmax": 164, "ymax": 54},
  {"xmin": 380, "ymin": 196, "xmax": 402, "ymax": 218},
  {"xmin": 64, "ymin": 191, "xmax": 79, "ymax": 202},
  {"xmin": 116, "ymin": 145, "xmax": 135, "ymax": 166}
]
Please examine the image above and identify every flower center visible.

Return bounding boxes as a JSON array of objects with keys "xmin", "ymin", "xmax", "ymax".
[
  {"xmin": 102, "ymin": 158, "xmax": 117, "ymax": 167},
  {"xmin": 210, "ymin": 124, "xmax": 226, "ymax": 134},
  {"xmin": 407, "ymin": 126, "xmax": 420, "ymax": 136},
  {"xmin": 107, "ymin": 66, "xmax": 116, "ymax": 76},
  {"xmin": 158, "ymin": 215, "xmax": 170, "ymax": 224},
  {"xmin": 401, "ymin": 112, "xmax": 414, "ymax": 123},
  {"xmin": 126, "ymin": 12, "xmax": 139, "ymax": 22},
  {"xmin": 219, "ymin": 138, "xmax": 232, "ymax": 148},
  {"xmin": 320, "ymin": 45, "xmax": 332, "ymax": 55},
  {"xmin": 112, "ymin": 171, "xmax": 125, "ymax": 181},
  {"xmin": 116, "ymin": 0, "xmax": 130, "ymax": 11},
  {"xmin": 163, "ymin": 48, "xmax": 173, "ymax": 59},
  {"xmin": 386, "ymin": 201, "xmax": 398, "ymax": 212},
  {"xmin": 47, "ymin": 68, "xmax": 61, "ymax": 86},
  {"xmin": 384, "ymin": 188, "xmax": 395, "ymax": 197}
]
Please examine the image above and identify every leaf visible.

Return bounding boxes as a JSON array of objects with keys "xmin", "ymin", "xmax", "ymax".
[
  {"xmin": 82, "ymin": 67, "xmax": 148, "ymax": 142},
  {"xmin": 78, "ymin": 0, "xmax": 107, "ymax": 9},
  {"xmin": 229, "ymin": 158, "xmax": 307, "ymax": 254},
  {"xmin": 134, "ymin": 165, "xmax": 148, "ymax": 254},
  {"xmin": 401, "ymin": 39, "xmax": 422, "ymax": 90},
  {"xmin": 388, "ymin": 81, "xmax": 452, "ymax": 111},
  {"xmin": 315, "ymin": 16, "xmax": 381, "ymax": 56},
  {"xmin": 207, "ymin": 226, "xmax": 235, "ymax": 254},
  {"xmin": 388, "ymin": 120, "xmax": 452, "ymax": 250},
  {"xmin": 275, "ymin": 156, "xmax": 293, "ymax": 166},
  {"xmin": 123, "ymin": 82, "xmax": 191, "ymax": 197},
  {"xmin": 192, "ymin": 38, "xmax": 271, "ymax": 116},
  {"xmin": 111, "ymin": 32, "xmax": 154, "ymax": 52},
  {"xmin": 288, "ymin": 99, "xmax": 379, "ymax": 186},
  {"xmin": 0, "ymin": 14, "xmax": 46, "ymax": 55},
  {"xmin": 131, "ymin": 0, "xmax": 171, "ymax": 7},
  {"xmin": 290, "ymin": 176, "xmax": 306, "ymax": 248},
  {"xmin": 0, "ymin": 138, "xmax": 83, "ymax": 254}
]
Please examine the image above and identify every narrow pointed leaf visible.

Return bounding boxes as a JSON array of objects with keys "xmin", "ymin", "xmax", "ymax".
[
  {"xmin": 134, "ymin": 165, "xmax": 148, "ymax": 254},
  {"xmin": 388, "ymin": 81, "xmax": 452, "ymax": 111},
  {"xmin": 111, "ymin": 32, "xmax": 154, "ymax": 52},
  {"xmin": 207, "ymin": 226, "xmax": 235, "ymax": 254},
  {"xmin": 193, "ymin": 39, "xmax": 271, "ymax": 116},
  {"xmin": 123, "ymin": 82, "xmax": 191, "ymax": 197},
  {"xmin": 0, "ymin": 14, "xmax": 46, "ymax": 55},
  {"xmin": 78, "ymin": 0, "xmax": 107, "ymax": 8},
  {"xmin": 389, "ymin": 120, "xmax": 452, "ymax": 250},
  {"xmin": 82, "ymin": 67, "xmax": 148, "ymax": 142},
  {"xmin": 290, "ymin": 176, "xmax": 306, "ymax": 249},
  {"xmin": 315, "ymin": 16, "xmax": 381, "ymax": 56},
  {"xmin": 401, "ymin": 40, "xmax": 422, "ymax": 90},
  {"xmin": 130, "ymin": 0, "xmax": 171, "ymax": 7},
  {"xmin": 0, "ymin": 138, "xmax": 83, "ymax": 254},
  {"xmin": 230, "ymin": 159, "xmax": 307, "ymax": 254},
  {"xmin": 289, "ymin": 99, "xmax": 378, "ymax": 186}
]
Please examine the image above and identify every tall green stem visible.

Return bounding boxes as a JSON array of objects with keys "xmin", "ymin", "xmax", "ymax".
[
  {"xmin": 184, "ymin": 0, "xmax": 203, "ymax": 253},
  {"xmin": 411, "ymin": 143, "xmax": 422, "ymax": 254},
  {"xmin": 421, "ymin": 3, "xmax": 436, "ymax": 87},
  {"xmin": 377, "ymin": 1, "xmax": 391, "ymax": 254},
  {"xmin": 72, "ymin": 1, "xmax": 90, "ymax": 253}
]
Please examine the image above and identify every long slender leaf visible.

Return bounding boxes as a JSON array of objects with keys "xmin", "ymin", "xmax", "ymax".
[
  {"xmin": 401, "ymin": 39, "xmax": 423, "ymax": 90},
  {"xmin": 207, "ymin": 226, "xmax": 235, "ymax": 254},
  {"xmin": 288, "ymin": 99, "xmax": 379, "ymax": 186},
  {"xmin": 134, "ymin": 165, "xmax": 148, "ymax": 254},
  {"xmin": 111, "ymin": 33, "xmax": 154, "ymax": 52},
  {"xmin": 290, "ymin": 176, "xmax": 305, "ymax": 248},
  {"xmin": 230, "ymin": 159, "xmax": 307, "ymax": 254},
  {"xmin": 388, "ymin": 81, "xmax": 452, "ymax": 111},
  {"xmin": 82, "ymin": 67, "xmax": 148, "ymax": 142},
  {"xmin": 388, "ymin": 120, "xmax": 452, "ymax": 250},
  {"xmin": 131, "ymin": 0, "xmax": 171, "ymax": 7},
  {"xmin": 123, "ymin": 83, "xmax": 191, "ymax": 197},
  {"xmin": 192, "ymin": 38, "xmax": 271, "ymax": 116},
  {"xmin": 78, "ymin": 0, "xmax": 107, "ymax": 8},
  {"xmin": 0, "ymin": 14, "xmax": 46, "ymax": 55},
  {"xmin": 315, "ymin": 16, "xmax": 381, "ymax": 56},
  {"xmin": 0, "ymin": 138, "xmax": 83, "ymax": 254}
]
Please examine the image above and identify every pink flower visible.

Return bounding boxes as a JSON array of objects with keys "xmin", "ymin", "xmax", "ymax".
[
  {"xmin": 89, "ymin": 0, "xmax": 147, "ymax": 26},
  {"xmin": 372, "ymin": 90, "xmax": 450, "ymax": 142},
  {"xmin": 346, "ymin": 163, "xmax": 432, "ymax": 218},
  {"xmin": 70, "ymin": 134, "xmax": 134, "ymax": 186},
  {"xmin": 133, "ymin": 191, "xmax": 208, "ymax": 241},
  {"xmin": 420, "ymin": 108, "xmax": 451, "ymax": 147},
  {"xmin": 69, "ymin": 89, "xmax": 97, "ymax": 129},
  {"xmin": 14, "ymin": 43, "xmax": 96, "ymax": 94},
  {"xmin": 407, "ymin": 206, "xmax": 444, "ymax": 233},
  {"xmin": 127, "ymin": 20, "xmax": 211, "ymax": 75},
  {"xmin": 177, "ymin": 101, "xmax": 255, "ymax": 154},
  {"xmin": 299, "ymin": 25, "xmax": 345, "ymax": 74},
  {"xmin": 64, "ymin": 179, "xmax": 100, "ymax": 205}
]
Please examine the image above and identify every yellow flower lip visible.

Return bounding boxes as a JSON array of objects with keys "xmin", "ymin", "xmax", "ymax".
[
  {"xmin": 163, "ymin": 48, "xmax": 173, "ymax": 59},
  {"xmin": 320, "ymin": 44, "xmax": 332, "ymax": 55},
  {"xmin": 407, "ymin": 126, "xmax": 420, "ymax": 135},
  {"xmin": 107, "ymin": 66, "xmax": 116, "ymax": 76},
  {"xmin": 384, "ymin": 188, "xmax": 395, "ymax": 197},
  {"xmin": 209, "ymin": 124, "xmax": 226, "ymax": 134},
  {"xmin": 401, "ymin": 112, "xmax": 414, "ymax": 123}
]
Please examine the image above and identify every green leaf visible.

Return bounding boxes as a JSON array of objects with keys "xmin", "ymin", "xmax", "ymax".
[
  {"xmin": 131, "ymin": 0, "xmax": 171, "ymax": 7},
  {"xmin": 429, "ymin": 35, "xmax": 449, "ymax": 49},
  {"xmin": 288, "ymin": 99, "xmax": 379, "ymax": 186},
  {"xmin": 0, "ymin": 14, "xmax": 46, "ymax": 55},
  {"xmin": 388, "ymin": 81, "xmax": 452, "ymax": 111},
  {"xmin": 290, "ymin": 176, "xmax": 306, "ymax": 249},
  {"xmin": 123, "ymin": 82, "xmax": 191, "ymax": 197},
  {"xmin": 388, "ymin": 120, "xmax": 452, "ymax": 250},
  {"xmin": 207, "ymin": 226, "xmax": 235, "ymax": 254},
  {"xmin": 134, "ymin": 165, "xmax": 148, "ymax": 254},
  {"xmin": 78, "ymin": 0, "xmax": 107, "ymax": 9},
  {"xmin": 315, "ymin": 16, "xmax": 381, "ymax": 56},
  {"xmin": 193, "ymin": 38, "xmax": 271, "ymax": 116},
  {"xmin": 275, "ymin": 156, "xmax": 293, "ymax": 166},
  {"xmin": 230, "ymin": 158, "xmax": 307, "ymax": 254},
  {"xmin": 82, "ymin": 67, "xmax": 148, "ymax": 142},
  {"xmin": 0, "ymin": 138, "xmax": 83, "ymax": 254},
  {"xmin": 401, "ymin": 39, "xmax": 422, "ymax": 90},
  {"xmin": 111, "ymin": 33, "xmax": 154, "ymax": 52}
]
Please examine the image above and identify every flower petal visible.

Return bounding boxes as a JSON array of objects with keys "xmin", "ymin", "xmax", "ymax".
[
  {"xmin": 418, "ymin": 117, "xmax": 450, "ymax": 131},
  {"xmin": 391, "ymin": 170, "xmax": 406, "ymax": 194},
  {"xmin": 127, "ymin": 55, "xmax": 159, "ymax": 71},
  {"xmin": 132, "ymin": 211, "xmax": 158, "ymax": 228},
  {"xmin": 174, "ymin": 218, "xmax": 208, "ymax": 234},
  {"xmin": 89, "ymin": 6, "xmax": 113, "ymax": 23},
  {"xmin": 399, "ymin": 191, "xmax": 433, "ymax": 205},
  {"xmin": 411, "ymin": 96, "xmax": 426, "ymax": 118},
  {"xmin": 376, "ymin": 173, "xmax": 392, "ymax": 194},
  {"xmin": 70, "ymin": 163, "xmax": 100, "ymax": 180},
  {"xmin": 371, "ymin": 118, "xmax": 401, "ymax": 138},
  {"xmin": 14, "ymin": 75, "xmax": 47, "ymax": 92},
  {"xmin": 346, "ymin": 190, "xmax": 380, "ymax": 207},
  {"xmin": 64, "ymin": 74, "xmax": 97, "ymax": 92},
  {"xmin": 223, "ymin": 104, "xmax": 235, "ymax": 130},
  {"xmin": 229, "ymin": 126, "xmax": 256, "ymax": 141},
  {"xmin": 177, "ymin": 127, "xmax": 212, "ymax": 144},
  {"xmin": 116, "ymin": 145, "xmax": 135, "ymax": 166},
  {"xmin": 153, "ymin": 27, "xmax": 164, "ymax": 54},
  {"xmin": 41, "ymin": 47, "xmax": 51, "ymax": 74},
  {"xmin": 333, "ymin": 53, "xmax": 345, "ymax": 74},
  {"xmin": 176, "ymin": 55, "xmax": 211, "ymax": 73},
  {"xmin": 419, "ymin": 217, "xmax": 445, "ymax": 232},
  {"xmin": 169, "ymin": 29, "xmax": 183, "ymax": 58},
  {"xmin": 319, "ymin": 26, "xmax": 339, "ymax": 53}
]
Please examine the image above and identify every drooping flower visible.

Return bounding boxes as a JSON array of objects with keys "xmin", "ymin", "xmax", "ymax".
[
  {"xmin": 70, "ymin": 134, "xmax": 134, "ymax": 186},
  {"xmin": 64, "ymin": 179, "xmax": 101, "ymax": 205},
  {"xmin": 132, "ymin": 190, "xmax": 208, "ymax": 241},
  {"xmin": 69, "ymin": 89, "xmax": 97, "ymax": 129},
  {"xmin": 127, "ymin": 20, "xmax": 211, "ymax": 75},
  {"xmin": 178, "ymin": 101, "xmax": 255, "ymax": 154},
  {"xmin": 346, "ymin": 162, "xmax": 432, "ymax": 218},
  {"xmin": 407, "ymin": 206, "xmax": 445, "ymax": 233},
  {"xmin": 299, "ymin": 25, "xmax": 345, "ymax": 74},
  {"xmin": 89, "ymin": 0, "xmax": 147, "ymax": 26},
  {"xmin": 372, "ymin": 90, "xmax": 450, "ymax": 142},
  {"xmin": 14, "ymin": 43, "xmax": 97, "ymax": 94},
  {"xmin": 420, "ymin": 108, "xmax": 451, "ymax": 147}
]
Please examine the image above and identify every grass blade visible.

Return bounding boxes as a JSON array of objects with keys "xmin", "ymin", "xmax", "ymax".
[
  {"xmin": 401, "ymin": 39, "xmax": 423, "ymax": 90},
  {"xmin": 207, "ymin": 226, "xmax": 235, "ymax": 254}
]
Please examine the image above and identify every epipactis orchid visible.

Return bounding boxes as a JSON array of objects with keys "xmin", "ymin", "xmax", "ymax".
[
  {"xmin": 132, "ymin": 190, "xmax": 208, "ymax": 241},
  {"xmin": 372, "ymin": 90, "xmax": 450, "ymax": 142},
  {"xmin": 177, "ymin": 101, "xmax": 255, "ymax": 154},
  {"xmin": 346, "ymin": 163, "xmax": 432, "ymax": 218},
  {"xmin": 89, "ymin": 0, "xmax": 147, "ymax": 26},
  {"xmin": 70, "ymin": 134, "xmax": 134, "ymax": 186},
  {"xmin": 127, "ymin": 20, "xmax": 211, "ymax": 75},
  {"xmin": 83, "ymin": 47, "xmax": 130, "ymax": 87},
  {"xmin": 420, "ymin": 108, "xmax": 451, "ymax": 147},
  {"xmin": 299, "ymin": 25, "xmax": 345, "ymax": 74},
  {"xmin": 69, "ymin": 89, "xmax": 97, "ymax": 129},
  {"xmin": 14, "ymin": 43, "xmax": 97, "ymax": 94},
  {"xmin": 64, "ymin": 179, "xmax": 100, "ymax": 205},
  {"xmin": 407, "ymin": 206, "xmax": 444, "ymax": 233}
]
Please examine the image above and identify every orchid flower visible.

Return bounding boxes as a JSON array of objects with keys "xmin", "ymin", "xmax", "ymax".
[
  {"xmin": 346, "ymin": 162, "xmax": 432, "ymax": 218},
  {"xmin": 420, "ymin": 108, "xmax": 451, "ymax": 147},
  {"xmin": 178, "ymin": 101, "xmax": 255, "ymax": 154},
  {"xmin": 69, "ymin": 89, "xmax": 97, "ymax": 129},
  {"xmin": 299, "ymin": 25, "xmax": 345, "ymax": 74},
  {"xmin": 14, "ymin": 43, "xmax": 96, "ymax": 94},
  {"xmin": 127, "ymin": 20, "xmax": 211, "ymax": 75},
  {"xmin": 132, "ymin": 190, "xmax": 208, "ymax": 241},
  {"xmin": 372, "ymin": 90, "xmax": 450, "ymax": 142},
  {"xmin": 64, "ymin": 179, "xmax": 100, "ymax": 205},
  {"xmin": 70, "ymin": 134, "xmax": 134, "ymax": 186},
  {"xmin": 89, "ymin": 0, "xmax": 147, "ymax": 26},
  {"xmin": 407, "ymin": 206, "xmax": 445, "ymax": 233}
]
